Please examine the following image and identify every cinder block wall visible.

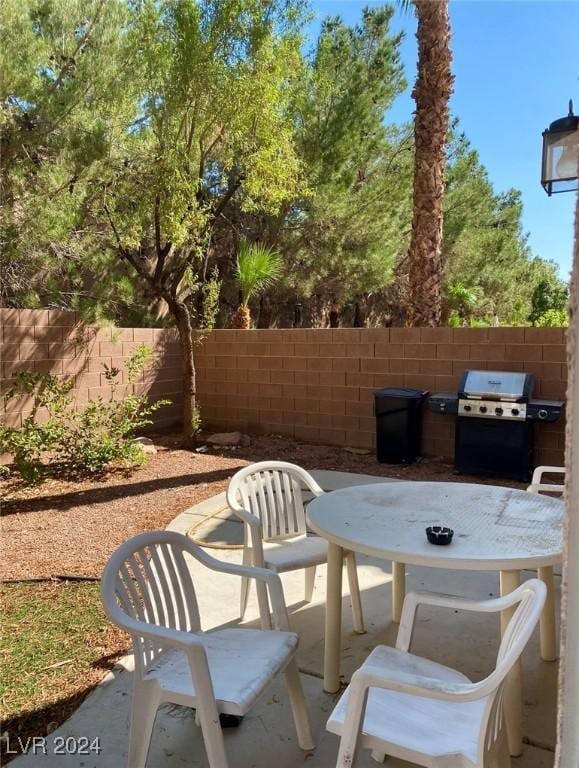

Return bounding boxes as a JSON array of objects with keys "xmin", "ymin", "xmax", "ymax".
[
  {"xmin": 1, "ymin": 313, "xmax": 566, "ymax": 467},
  {"xmin": 196, "ymin": 327, "xmax": 567, "ymax": 466},
  {"xmin": 0, "ymin": 309, "xmax": 183, "ymax": 431}
]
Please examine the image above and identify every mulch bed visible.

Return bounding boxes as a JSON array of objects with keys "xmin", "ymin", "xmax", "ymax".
[{"xmin": 0, "ymin": 432, "xmax": 525, "ymax": 581}]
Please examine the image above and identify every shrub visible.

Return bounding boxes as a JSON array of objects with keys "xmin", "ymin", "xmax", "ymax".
[
  {"xmin": 0, "ymin": 374, "xmax": 72, "ymax": 482},
  {"xmin": 0, "ymin": 346, "xmax": 170, "ymax": 482}
]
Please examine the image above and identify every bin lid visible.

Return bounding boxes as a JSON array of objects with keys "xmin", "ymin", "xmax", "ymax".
[{"xmin": 374, "ymin": 387, "xmax": 429, "ymax": 399}]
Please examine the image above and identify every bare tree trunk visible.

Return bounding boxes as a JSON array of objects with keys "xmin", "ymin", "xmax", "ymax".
[
  {"xmin": 168, "ymin": 299, "xmax": 197, "ymax": 447},
  {"xmin": 328, "ymin": 302, "xmax": 340, "ymax": 328},
  {"xmin": 257, "ymin": 295, "xmax": 273, "ymax": 328},
  {"xmin": 406, "ymin": 0, "xmax": 454, "ymax": 327}
]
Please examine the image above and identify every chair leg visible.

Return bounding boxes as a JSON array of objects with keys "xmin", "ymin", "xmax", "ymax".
[
  {"xmin": 485, "ymin": 728, "xmax": 511, "ymax": 768},
  {"xmin": 304, "ymin": 566, "xmax": 316, "ymax": 602},
  {"xmin": 345, "ymin": 551, "xmax": 365, "ymax": 634},
  {"xmin": 195, "ymin": 694, "xmax": 229, "ymax": 768},
  {"xmin": 497, "ymin": 727, "xmax": 511, "ymax": 768},
  {"xmin": 538, "ymin": 565, "xmax": 557, "ymax": 661},
  {"xmin": 256, "ymin": 578, "xmax": 272, "ymax": 630},
  {"xmin": 284, "ymin": 658, "xmax": 315, "ymax": 751},
  {"xmin": 128, "ymin": 686, "xmax": 158, "ymax": 768},
  {"xmin": 240, "ymin": 547, "xmax": 251, "ymax": 619},
  {"xmin": 197, "ymin": 714, "xmax": 229, "ymax": 768}
]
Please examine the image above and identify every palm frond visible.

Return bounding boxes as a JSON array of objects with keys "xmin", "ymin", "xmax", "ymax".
[
  {"xmin": 397, "ymin": 0, "xmax": 415, "ymax": 14},
  {"xmin": 235, "ymin": 240, "xmax": 283, "ymax": 306}
]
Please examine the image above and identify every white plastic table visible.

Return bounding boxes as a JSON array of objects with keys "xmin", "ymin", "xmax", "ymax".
[{"xmin": 306, "ymin": 481, "xmax": 564, "ymax": 757}]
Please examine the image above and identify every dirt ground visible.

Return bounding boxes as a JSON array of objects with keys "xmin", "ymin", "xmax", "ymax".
[{"xmin": 0, "ymin": 432, "xmax": 525, "ymax": 580}]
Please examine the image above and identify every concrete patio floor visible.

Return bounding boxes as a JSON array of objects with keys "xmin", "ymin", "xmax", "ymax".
[{"xmin": 12, "ymin": 471, "xmax": 559, "ymax": 768}]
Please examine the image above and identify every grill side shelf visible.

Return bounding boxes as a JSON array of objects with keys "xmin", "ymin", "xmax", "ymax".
[
  {"xmin": 427, "ymin": 393, "xmax": 458, "ymax": 415},
  {"xmin": 527, "ymin": 400, "xmax": 565, "ymax": 423}
]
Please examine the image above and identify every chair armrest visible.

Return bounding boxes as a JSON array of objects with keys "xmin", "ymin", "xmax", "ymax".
[
  {"xmin": 229, "ymin": 506, "xmax": 261, "ymax": 528},
  {"xmin": 302, "ymin": 474, "xmax": 324, "ymax": 497},
  {"xmin": 528, "ymin": 465, "xmax": 565, "ymax": 494},
  {"xmin": 181, "ymin": 540, "xmax": 290, "ymax": 630},
  {"xmin": 527, "ymin": 483, "xmax": 565, "ymax": 495},
  {"xmin": 103, "ymin": 603, "xmax": 207, "ymax": 655},
  {"xmin": 227, "ymin": 506, "xmax": 266, "ymax": 567},
  {"xmin": 396, "ymin": 589, "xmax": 526, "ymax": 652},
  {"xmin": 350, "ymin": 663, "xmax": 483, "ymax": 703},
  {"xmin": 530, "ymin": 465, "xmax": 565, "ymax": 484}
]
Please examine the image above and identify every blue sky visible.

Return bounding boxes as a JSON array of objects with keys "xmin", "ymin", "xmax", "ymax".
[{"xmin": 310, "ymin": 1, "xmax": 579, "ymax": 279}]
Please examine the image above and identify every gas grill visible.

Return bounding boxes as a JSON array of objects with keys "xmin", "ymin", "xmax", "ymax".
[{"xmin": 429, "ymin": 370, "xmax": 564, "ymax": 481}]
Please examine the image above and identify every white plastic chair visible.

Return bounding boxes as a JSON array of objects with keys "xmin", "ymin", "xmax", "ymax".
[
  {"xmin": 526, "ymin": 465, "xmax": 564, "ymax": 661},
  {"xmin": 527, "ymin": 465, "xmax": 565, "ymax": 496},
  {"xmin": 101, "ymin": 530, "xmax": 314, "ymax": 768},
  {"xmin": 328, "ymin": 579, "xmax": 546, "ymax": 768},
  {"xmin": 227, "ymin": 461, "xmax": 364, "ymax": 632}
]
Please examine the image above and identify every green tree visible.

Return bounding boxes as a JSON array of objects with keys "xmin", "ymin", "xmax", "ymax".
[
  {"xmin": 439, "ymin": 133, "xmax": 567, "ymax": 325},
  {"xmin": 529, "ymin": 277, "xmax": 569, "ymax": 325},
  {"xmin": 0, "ymin": 0, "xmax": 135, "ymax": 317},
  {"xmin": 243, "ymin": 6, "xmax": 410, "ymax": 326},
  {"xmin": 102, "ymin": 0, "xmax": 305, "ymax": 443},
  {"xmin": 2, "ymin": 0, "xmax": 307, "ymax": 444},
  {"xmin": 1, "ymin": 0, "xmax": 567, "ymax": 350}
]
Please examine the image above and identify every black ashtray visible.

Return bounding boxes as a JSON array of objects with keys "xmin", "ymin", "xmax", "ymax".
[{"xmin": 426, "ymin": 526, "xmax": 454, "ymax": 545}]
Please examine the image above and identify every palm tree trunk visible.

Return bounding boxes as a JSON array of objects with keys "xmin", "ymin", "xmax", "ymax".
[
  {"xmin": 406, "ymin": 0, "xmax": 454, "ymax": 327},
  {"xmin": 232, "ymin": 305, "xmax": 251, "ymax": 329}
]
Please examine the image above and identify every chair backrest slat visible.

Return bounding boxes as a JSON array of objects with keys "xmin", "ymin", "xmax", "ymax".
[
  {"xmin": 290, "ymin": 475, "xmax": 304, "ymax": 534},
  {"xmin": 139, "ymin": 546, "xmax": 165, "ymax": 626},
  {"xmin": 119, "ymin": 562, "xmax": 146, "ymax": 621},
  {"xmin": 272, "ymin": 470, "xmax": 285, "ymax": 533},
  {"xmin": 173, "ymin": 545, "xmax": 201, "ymax": 630},
  {"xmin": 131, "ymin": 549, "xmax": 157, "ymax": 625},
  {"xmin": 149, "ymin": 545, "xmax": 177, "ymax": 629},
  {"xmin": 262, "ymin": 471, "xmax": 279, "ymax": 536},
  {"xmin": 159, "ymin": 542, "xmax": 188, "ymax": 632},
  {"xmin": 228, "ymin": 462, "xmax": 317, "ymax": 541}
]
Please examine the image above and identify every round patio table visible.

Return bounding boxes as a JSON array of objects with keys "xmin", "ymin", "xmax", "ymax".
[{"xmin": 306, "ymin": 481, "xmax": 563, "ymax": 757}]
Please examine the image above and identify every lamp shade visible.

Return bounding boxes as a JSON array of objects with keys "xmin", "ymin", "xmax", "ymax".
[{"xmin": 541, "ymin": 101, "xmax": 579, "ymax": 195}]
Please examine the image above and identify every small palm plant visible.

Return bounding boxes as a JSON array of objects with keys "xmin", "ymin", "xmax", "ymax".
[{"xmin": 232, "ymin": 240, "xmax": 283, "ymax": 329}]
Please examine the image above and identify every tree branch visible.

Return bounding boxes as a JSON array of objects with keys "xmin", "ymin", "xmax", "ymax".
[
  {"xmin": 104, "ymin": 202, "xmax": 155, "ymax": 288},
  {"xmin": 48, "ymin": 0, "xmax": 106, "ymax": 94},
  {"xmin": 212, "ymin": 173, "xmax": 244, "ymax": 222}
]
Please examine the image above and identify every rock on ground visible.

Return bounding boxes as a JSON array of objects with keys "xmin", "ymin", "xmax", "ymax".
[
  {"xmin": 134, "ymin": 437, "xmax": 157, "ymax": 454},
  {"xmin": 206, "ymin": 432, "xmax": 250, "ymax": 447}
]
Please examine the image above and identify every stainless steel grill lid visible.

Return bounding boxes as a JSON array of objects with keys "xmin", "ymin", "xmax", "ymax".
[{"xmin": 459, "ymin": 370, "xmax": 533, "ymax": 401}]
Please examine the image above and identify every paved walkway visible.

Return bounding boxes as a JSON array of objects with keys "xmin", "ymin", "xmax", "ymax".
[{"xmin": 12, "ymin": 472, "xmax": 557, "ymax": 767}]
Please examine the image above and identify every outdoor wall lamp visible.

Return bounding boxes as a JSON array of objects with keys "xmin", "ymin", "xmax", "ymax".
[{"xmin": 541, "ymin": 99, "xmax": 579, "ymax": 195}]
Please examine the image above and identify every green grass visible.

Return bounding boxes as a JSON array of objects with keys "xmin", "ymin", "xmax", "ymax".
[{"xmin": 0, "ymin": 582, "xmax": 127, "ymax": 759}]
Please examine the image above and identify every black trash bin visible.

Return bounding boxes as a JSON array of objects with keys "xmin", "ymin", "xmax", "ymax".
[{"xmin": 374, "ymin": 387, "xmax": 428, "ymax": 464}]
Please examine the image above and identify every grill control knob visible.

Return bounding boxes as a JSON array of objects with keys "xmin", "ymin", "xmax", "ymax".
[
  {"xmin": 495, "ymin": 407, "xmax": 503, "ymax": 415},
  {"xmin": 463, "ymin": 404, "xmax": 472, "ymax": 412},
  {"xmin": 479, "ymin": 405, "xmax": 487, "ymax": 413},
  {"xmin": 512, "ymin": 408, "xmax": 520, "ymax": 416},
  {"xmin": 538, "ymin": 409, "xmax": 548, "ymax": 420}
]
